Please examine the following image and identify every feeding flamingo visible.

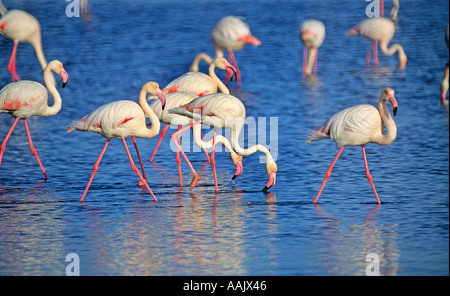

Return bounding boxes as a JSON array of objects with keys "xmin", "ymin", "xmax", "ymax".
[
  {"xmin": 440, "ymin": 24, "xmax": 449, "ymax": 104},
  {"xmin": 189, "ymin": 53, "xmax": 213, "ymax": 72},
  {"xmin": 148, "ymin": 91, "xmax": 243, "ymax": 190},
  {"xmin": 0, "ymin": 2, "xmax": 55, "ymax": 84},
  {"xmin": 299, "ymin": 19, "xmax": 326, "ymax": 77},
  {"xmin": 163, "ymin": 58, "xmax": 236, "ymax": 97},
  {"xmin": 211, "ymin": 16, "xmax": 261, "ymax": 87},
  {"xmin": 67, "ymin": 82, "xmax": 167, "ymax": 202},
  {"xmin": 0, "ymin": 60, "xmax": 69, "ymax": 179},
  {"xmin": 306, "ymin": 87, "xmax": 398, "ymax": 204},
  {"xmin": 346, "ymin": 17, "xmax": 407, "ymax": 68},
  {"xmin": 169, "ymin": 93, "xmax": 277, "ymax": 192}
]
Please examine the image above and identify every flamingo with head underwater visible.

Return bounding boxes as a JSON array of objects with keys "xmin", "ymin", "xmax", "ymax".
[
  {"xmin": 299, "ymin": 19, "xmax": 326, "ymax": 77},
  {"xmin": 0, "ymin": 60, "xmax": 68, "ymax": 179},
  {"xmin": 346, "ymin": 17, "xmax": 407, "ymax": 68},
  {"xmin": 169, "ymin": 93, "xmax": 277, "ymax": 193},
  {"xmin": 67, "ymin": 82, "xmax": 166, "ymax": 202},
  {"xmin": 306, "ymin": 87, "xmax": 398, "ymax": 204},
  {"xmin": 211, "ymin": 16, "xmax": 261, "ymax": 87},
  {"xmin": 0, "ymin": 1, "xmax": 55, "ymax": 84},
  {"xmin": 440, "ymin": 24, "xmax": 449, "ymax": 104}
]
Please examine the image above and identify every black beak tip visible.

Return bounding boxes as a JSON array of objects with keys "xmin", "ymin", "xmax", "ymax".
[
  {"xmin": 262, "ymin": 186, "xmax": 269, "ymax": 193},
  {"xmin": 62, "ymin": 82, "xmax": 67, "ymax": 88},
  {"xmin": 162, "ymin": 103, "xmax": 166, "ymax": 111},
  {"xmin": 393, "ymin": 107, "xmax": 398, "ymax": 116},
  {"xmin": 232, "ymin": 175, "xmax": 238, "ymax": 180}
]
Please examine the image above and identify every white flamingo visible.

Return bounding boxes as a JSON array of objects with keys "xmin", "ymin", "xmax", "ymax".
[
  {"xmin": 299, "ymin": 19, "xmax": 326, "ymax": 77},
  {"xmin": 0, "ymin": 60, "xmax": 69, "ymax": 179},
  {"xmin": 306, "ymin": 88, "xmax": 398, "ymax": 204}
]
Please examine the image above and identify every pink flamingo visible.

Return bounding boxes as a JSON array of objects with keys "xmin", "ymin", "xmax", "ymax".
[
  {"xmin": 306, "ymin": 88, "xmax": 398, "ymax": 204},
  {"xmin": 149, "ymin": 91, "xmax": 243, "ymax": 190},
  {"xmin": 211, "ymin": 16, "xmax": 261, "ymax": 87},
  {"xmin": 299, "ymin": 19, "xmax": 326, "ymax": 77},
  {"xmin": 0, "ymin": 2, "xmax": 54, "ymax": 84},
  {"xmin": 163, "ymin": 58, "xmax": 236, "ymax": 97},
  {"xmin": 0, "ymin": 60, "xmax": 69, "ymax": 179},
  {"xmin": 440, "ymin": 25, "xmax": 449, "ymax": 104},
  {"xmin": 346, "ymin": 17, "xmax": 407, "ymax": 68},
  {"xmin": 67, "ymin": 82, "xmax": 166, "ymax": 202},
  {"xmin": 169, "ymin": 93, "xmax": 277, "ymax": 192}
]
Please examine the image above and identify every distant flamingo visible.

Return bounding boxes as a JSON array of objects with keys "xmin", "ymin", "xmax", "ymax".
[
  {"xmin": 0, "ymin": 60, "xmax": 69, "ymax": 179},
  {"xmin": 299, "ymin": 19, "xmax": 326, "ymax": 77},
  {"xmin": 67, "ymin": 82, "xmax": 167, "ymax": 202},
  {"xmin": 189, "ymin": 53, "xmax": 213, "ymax": 72},
  {"xmin": 440, "ymin": 25, "xmax": 449, "ymax": 104},
  {"xmin": 170, "ymin": 93, "xmax": 277, "ymax": 192},
  {"xmin": 163, "ymin": 58, "xmax": 236, "ymax": 97},
  {"xmin": 306, "ymin": 87, "xmax": 398, "ymax": 204},
  {"xmin": 347, "ymin": 17, "xmax": 407, "ymax": 68},
  {"xmin": 0, "ymin": 2, "xmax": 55, "ymax": 84},
  {"xmin": 211, "ymin": 16, "xmax": 261, "ymax": 87},
  {"xmin": 149, "ymin": 91, "xmax": 243, "ymax": 190}
]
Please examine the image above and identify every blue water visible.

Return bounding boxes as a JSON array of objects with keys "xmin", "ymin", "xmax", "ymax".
[{"xmin": 0, "ymin": 0, "xmax": 448, "ymax": 276}]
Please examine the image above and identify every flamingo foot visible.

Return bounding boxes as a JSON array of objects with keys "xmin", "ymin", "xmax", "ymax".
[{"xmin": 189, "ymin": 174, "xmax": 199, "ymax": 190}]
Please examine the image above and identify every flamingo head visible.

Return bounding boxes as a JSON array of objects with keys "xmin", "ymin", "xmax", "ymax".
[
  {"xmin": 262, "ymin": 161, "xmax": 277, "ymax": 192},
  {"xmin": 48, "ymin": 60, "xmax": 69, "ymax": 88},
  {"xmin": 346, "ymin": 26, "xmax": 360, "ymax": 36},
  {"xmin": 213, "ymin": 58, "xmax": 237, "ymax": 82},
  {"xmin": 143, "ymin": 82, "xmax": 166, "ymax": 110},
  {"xmin": 398, "ymin": 52, "xmax": 407, "ymax": 69},
  {"xmin": 300, "ymin": 29, "xmax": 317, "ymax": 41},
  {"xmin": 231, "ymin": 154, "xmax": 243, "ymax": 180},
  {"xmin": 382, "ymin": 87, "xmax": 398, "ymax": 116}
]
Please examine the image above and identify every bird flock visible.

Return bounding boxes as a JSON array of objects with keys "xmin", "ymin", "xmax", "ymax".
[{"xmin": 0, "ymin": 1, "xmax": 449, "ymax": 204}]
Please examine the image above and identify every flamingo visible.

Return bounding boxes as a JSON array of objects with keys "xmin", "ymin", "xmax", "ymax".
[
  {"xmin": 169, "ymin": 93, "xmax": 277, "ymax": 192},
  {"xmin": 346, "ymin": 17, "xmax": 407, "ymax": 68},
  {"xmin": 440, "ymin": 25, "xmax": 449, "ymax": 104},
  {"xmin": 67, "ymin": 82, "xmax": 167, "ymax": 202},
  {"xmin": 299, "ymin": 19, "xmax": 326, "ymax": 77},
  {"xmin": 163, "ymin": 58, "xmax": 236, "ymax": 97},
  {"xmin": 306, "ymin": 87, "xmax": 398, "ymax": 204},
  {"xmin": 148, "ymin": 91, "xmax": 243, "ymax": 190},
  {"xmin": 0, "ymin": 2, "xmax": 55, "ymax": 84},
  {"xmin": 211, "ymin": 16, "xmax": 261, "ymax": 87},
  {"xmin": 0, "ymin": 60, "xmax": 69, "ymax": 179},
  {"xmin": 189, "ymin": 53, "xmax": 213, "ymax": 72}
]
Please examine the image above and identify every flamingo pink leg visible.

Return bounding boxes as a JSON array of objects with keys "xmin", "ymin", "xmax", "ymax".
[
  {"xmin": 373, "ymin": 42, "xmax": 379, "ymax": 67},
  {"xmin": 303, "ymin": 47, "xmax": 308, "ymax": 77},
  {"xmin": 0, "ymin": 117, "xmax": 20, "ymax": 166},
  {"xmin": 122, "ymin": 138, "xmax": 157, "ymax": 201},
  {"xmin": 80, "ymin": 139, "xmax": 110, "ymax": 202},
  {"xmin": 366, "ymin": 41, "xmax": 376, "ymax": 67},
  {"xmin": 211, "ymin": 128, "xmax": 218, "ymax": 192},
  {"xmin": 313, "ymin": 146, "xmax": 344, "ymax": 204},
  {"xmin": 361, "ymin": 145, "xmax": 381, "ymax": 204},
  {"xmin": 200, "ymin": 133, "xmax": 210, "ymax": 162},
  {"xmin": 8, "ymin": 42, "xmax": 21, "ymax": 82},
  {"xmin": 226, "ymin": 49, "xmax": 241, "ymax": 87},
  {"xmin": 313, "ymin": 48, "xmax": 318, "ymax": 76},
  {"xmin": 23, "ymin": 119, "xmax": 48, "ymax": 180},
  {"xmin": 131, "ymin": 136, "xmax": 148, "ymax": 187},
  {"xmin": 149, "ymin": 124, "xmax": 170, "ymax": 162},
  {"xmin": 175, "ymin": 126, "xmax": 183, "ymax": 187},
  {"xmin": 379, "ymin": 0, "xmax": 384, "ymax": 17},
  {"xmin": 171, "ymin": 123, "xmax": 199, "ymax": 190}
]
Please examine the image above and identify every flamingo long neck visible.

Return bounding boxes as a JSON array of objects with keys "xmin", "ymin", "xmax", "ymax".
[
  {"xmin": 29, "ymin": 32, "xmax": 56, "ymax": 86},
  {"xmin": 0, "ymin": 0, "xmax": 7, "ymax": 15},
  {"xmin": 379, "ymin": 42, "xmax": 406, "ymax": 64},
  {"xmin": 192, "ymin": 123, "xmax": 237, "ymax": 160},
  {"xmin": 209, "ymin": 63, "xmax": 230, "ymax": 94},
  {"xmin": 42, "ymin": 67, "xmax": 62, "ymax": 116},
  {"xmin": 139, "ymin": 89, "xmax": 160, "ymax": 138},
  {"xmin": 306, "ymin": 47, "xmax": 317, "ymax": 76},
  {"xmin": 230, "ymin": 121, "xmax": 275, "ymax": 163},
  {"xmin": 377, "ymin": 98, "xmax": 397, "ymax": 145},
  {"xmin": 189, "ymin": 53, "xmax": 213, "ymax": 72}
]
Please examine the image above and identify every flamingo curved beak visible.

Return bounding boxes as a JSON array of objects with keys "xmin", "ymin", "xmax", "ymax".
[
  {"xmin": 231, "ymin": 158, "xmax": 243, "ymax": 180},
  {"xmin": 224, "ymin": 62, "xmax": 237, "ymax": 82},
  {"xmin": 262, "ymin": 172, "xmax": 277, "ymax": 192},
  {"xmin": 60, "ymin": 67, "xmax": 69, "ymax": 88},
  {"xmin": 388, "ymin": 94, "xmax": 398, "ymax": 116},
  {"xmin": 156, "ymin": 89, "xmax": 166, "ymax": 110}
]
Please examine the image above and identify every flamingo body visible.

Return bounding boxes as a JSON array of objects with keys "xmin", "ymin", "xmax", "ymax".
[
  {"xmin": 347, "ymin": 17, "xmax": 407, "ymax": 68},
  {"xmin": 306, "ymin": 88, "xmax": 398, "ymax": 204},
  {"xmin": 440, "ymin": 25, "xmax": 449, "ymax": 104},
  {"xmin": 211, "ymin": 16, "xmax": 261, "ymax": 86},
  {"xmin": 299, "ymin": 19, "xmax": 325, "ymax": 76}
]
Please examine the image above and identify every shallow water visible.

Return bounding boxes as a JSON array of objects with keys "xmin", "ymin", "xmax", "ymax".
[{"xmin": 0, "ymin": 0, "xmax": 448, "ymax": 276}]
